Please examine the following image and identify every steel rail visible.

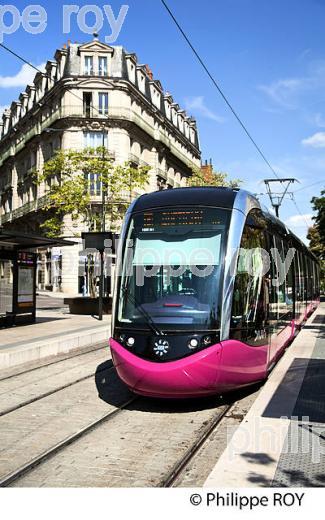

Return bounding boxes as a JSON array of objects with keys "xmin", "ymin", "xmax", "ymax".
[
  {"xmin": 0, "ymin": 395, "xmax": 138, "ymax": 487},
  {"xmin": 161, "ymin": 402, "xmax": 234, "ymax": 487}
]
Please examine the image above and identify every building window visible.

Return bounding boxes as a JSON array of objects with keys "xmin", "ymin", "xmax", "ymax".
[
  {"xmin": 84, "ymin": 56, "xmax": 94, "ymax": 75},
  {"xmin": 83, "ymin": 92, "xmax": 93, "ymax": 117},
  {"xmin": 99, "ymin": 57, "xmax": 108, "ymax": 76},
  {"xmin": 98, "ymin": 93, "xmax": 108, "ymax": 115},
  {"xmin": 84, "ymin": 172, "xmax": 101, "ymax": 196},
  {"xmin": 84, "ymin": 131, "xmax": 108, "ymax": 148}
]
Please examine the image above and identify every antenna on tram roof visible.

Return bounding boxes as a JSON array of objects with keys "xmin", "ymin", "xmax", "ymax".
[{"xmin": 263, "ymin": 178, "xmax": 299, "ymax": 217}]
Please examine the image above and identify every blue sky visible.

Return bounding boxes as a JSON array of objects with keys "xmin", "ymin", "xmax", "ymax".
[{"xmin": 1, "ymin": 0, "xmax": 325, "ymax": 242}]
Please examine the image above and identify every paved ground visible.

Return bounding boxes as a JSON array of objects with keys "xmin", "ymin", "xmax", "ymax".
[
  {"xmin": 204, "ymin": 303, "xmax": 325, "ymax": 487},
  {"xmin": 0, "ymin": 303, "xmax": 322, "ymax": 488},
  {"xmin": 0, "ymin": 343, "xmax": 244, "ymax": 487},
  {"xmin": 0, "ymin": 309, "xmax": 110, "ymax": 349},
  {"xmin": 0, "ymin": 305, "xmax": 111, "ymax": 369},
  {"xmin": 36, "ymin": 294, "xmax": 68, "ymax": 310}
]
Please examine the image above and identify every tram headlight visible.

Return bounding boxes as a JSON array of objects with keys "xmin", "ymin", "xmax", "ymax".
[
  {"xmin": 126, "ymin": 337, "xmax": 135, "ymax": 347},
  {"xmin": 188, "ymin": 337, "xmax": 199, "ymax": 350}
]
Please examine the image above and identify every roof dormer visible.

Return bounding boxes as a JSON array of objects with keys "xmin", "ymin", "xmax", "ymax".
[
  {"xmin": 79, "ymin": 40, "xmax": 114, "ymax": 77},
  {"xmin": 136, "ymin": 65, "xmax": 148, "ymax": 94},
  {"xmin": 149, "ymin": 80, "xmax": 162, "ymax": 109},
  {"xmin": 171, "ymin": 103, "xmax": 179, "ymax": 126},
  {"xmin": 164, "ymin": 93, "xmax": 173, "ymax": 120},
  {"xmin": 125, "ymin": 53, "xmax": 137, "ymax": 84},
  {"xmin": 54, "ymin": 47, "xmax": 68, "ymax": 79},
  {"xmin": 26, "ymin": 85, "xmax": 36, "ymax": 111},
  {"xmin": 178, "ymin": 110, "xmax": 186, "ymax": 133},
  {"xmin": 19, "ymin": 92, "xmax": 29, "ymax": 117}
]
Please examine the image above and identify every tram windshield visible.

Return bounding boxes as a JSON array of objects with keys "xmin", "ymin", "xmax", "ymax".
[{"xmin": 117, "ymin": 207, "xmax": 230, "ymax": 331}]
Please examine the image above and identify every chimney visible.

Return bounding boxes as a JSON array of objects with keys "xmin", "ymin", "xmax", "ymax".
[
  {"xmin": 201, "ymin": 159, "xmax": 214, "ymax": 181},
  {"xmin": 145, "ymin": 64, "xmax": 153, "ymax": 80}
]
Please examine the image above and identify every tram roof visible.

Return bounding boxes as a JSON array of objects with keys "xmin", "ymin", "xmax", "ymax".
[
  {"xmin": 131, "ymin": 187, "xmax": 317, "ymax": 262},
  {"xmin": 133, "ymin": 186, "xmax": 239, "ymax": 212}
]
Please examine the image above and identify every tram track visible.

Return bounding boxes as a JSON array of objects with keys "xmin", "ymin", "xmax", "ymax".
[
  {"xmin": 0, "ymin": 395, "xmax": 139, "ymax": 487},
  {"xmin": 0, "ymin": 342, "xmax": 108, "ymax": 383},
  {"xmin": 0, "ymin": 360, "xmax": 114, "ymax": 418},
  {"xmin": 161, "ymin": 402, "xmax": 234, "ymax": 487}
]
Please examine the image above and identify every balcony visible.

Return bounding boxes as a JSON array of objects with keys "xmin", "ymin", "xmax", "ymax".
[
  {"xmin": 0, "ymin": 105, "xmax": 200, "ymax": 171},
  {"xmin": 3, "ymin": 194, "xmax": 51, "ymax": 223}
]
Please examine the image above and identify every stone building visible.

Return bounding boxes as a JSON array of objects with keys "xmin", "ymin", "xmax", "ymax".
[{"xmin": 0, "ymin": 37, "xmax": 201, "ymax": 295}]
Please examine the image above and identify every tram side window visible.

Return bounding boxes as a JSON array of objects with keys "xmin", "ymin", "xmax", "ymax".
[
  {"xmin": 312, "ymin": 261, "xmax": 317, "ymax": 300},
  {"xmin": 308, "ymin": 257, "xmax": 313, "ymax": 302},
  {"xmin": 299, "ymin": 252, "xmax": 306, "ymax": 303},
  {"xmin": 294, "ymin": 248, "xmax": 303, "ymax": 304},
  {"xmin": 231, "ymin": 212, "xmax": 268, "ymax": 343},
  {"xmin": 283, "ymin": 239, "xmax": 294, "ymax": 316},
  {"xmin": 306, "ymin": 257, "xmax": 311, "ymax": 302},
  {"xmin": 275, "ymin": 236, "xmax": 285, "ymax": 310},
  {"xmin": 315, "ymin": 263, "xmax": 320, "ymax": 298}
]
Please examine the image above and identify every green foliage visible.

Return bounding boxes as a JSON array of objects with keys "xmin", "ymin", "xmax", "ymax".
[
  {"xmin": 307, "ymin": 225, "xmax": 325, "ymax": 258},
  {"xmin": 187, "ymin": 167, "xmax": 242, "ymax": 188},
  {"xmin": 310, "ymin": 189, "xmax": 325, "ymax": 252},
  {"xmin": 37, "ymin": 147, "xmax": 150, "ymax": 237},
  {"xmin": 308, "ymin": 190, "xmax": 325, "ymax": 291}
]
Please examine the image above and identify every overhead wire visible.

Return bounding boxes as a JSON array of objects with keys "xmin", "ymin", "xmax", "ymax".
[
  {"xmin": 159, "ymin": 0, "xmax": 280, "ymax": 180},
  {"xmin": 0, "ymin": 42, "xmax": 105, "ymax": 120}
]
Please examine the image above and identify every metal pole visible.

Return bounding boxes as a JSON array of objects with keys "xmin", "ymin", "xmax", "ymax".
[
  {"xmin": 99, "ymin": 129, "xmax": 106, "ymax": 320},
  {"xmin": 101, "ymin": 130, "xmax": 106, "ymax": 233},
  {"xmin": 98, "ymin": 249, "xmax": 104, "ymax": 321}
]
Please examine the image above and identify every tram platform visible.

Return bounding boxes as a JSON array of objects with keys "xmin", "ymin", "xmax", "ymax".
[
  {"xmin": 205, "ymin": 302, "xmax": 325, "ymax": 487},
  {"xmin": 0, "ymin": 308, "xmax": 111, "ymax": 370}
]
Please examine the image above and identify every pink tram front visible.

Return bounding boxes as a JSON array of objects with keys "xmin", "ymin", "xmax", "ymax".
[{"xmin": 110, "ymin": 187, "xmax": 320, "ymax": 398}]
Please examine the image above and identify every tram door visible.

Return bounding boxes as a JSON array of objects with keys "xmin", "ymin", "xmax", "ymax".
[{"xmin": 230, "ymin": 210, "xmax": 270, "ymax": 348}]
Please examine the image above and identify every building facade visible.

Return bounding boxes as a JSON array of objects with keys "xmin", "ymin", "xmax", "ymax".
[{"xmin": 0, "ymin": 38, "xmax": 201, "ymax": 295}]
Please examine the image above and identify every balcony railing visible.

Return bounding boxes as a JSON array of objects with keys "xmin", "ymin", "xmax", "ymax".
[
  {"xmin": 0, "ymin": 105, "xmax": 200, "ymax": 171},
  {"xmin": 3, "ymin": 194, "xmax": 51, "ymax": 223}
]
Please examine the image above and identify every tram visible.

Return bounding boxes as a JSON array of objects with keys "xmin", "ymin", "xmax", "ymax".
[{"xmin": 109, "ymin": 187, "xmax": 320, "ymax": 398}]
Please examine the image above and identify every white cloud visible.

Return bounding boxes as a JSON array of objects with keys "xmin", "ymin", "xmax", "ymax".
[
  {"xmin": 258, "ymin": 61, "xmax": 325, "ymax": 110},
  {"xmin": 0, "ymin": 63, "xmax": 46, "ymax": 88},
  {"xmin": 302, "ymin": 131, "xmax": 325, "ymax": 148},
  {"xmin": 311, "ymin": 112, "xmax": 325, "ymax": 127},
  {"xmin": 184, "ymin": 96, "xmax": 225, "ymax": 122},
  {"xmin": 285, "ymin": 213, "xmax": 313, "ymax": 227},
  {"xmin": 258, "ymin": 78, "xmax": 305, "ymax": 110}
]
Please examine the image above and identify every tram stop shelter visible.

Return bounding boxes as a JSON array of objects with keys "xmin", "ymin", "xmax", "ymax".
[{"xmin": 0, "ymin": 229, "xmax": 75, "ymax": 327}]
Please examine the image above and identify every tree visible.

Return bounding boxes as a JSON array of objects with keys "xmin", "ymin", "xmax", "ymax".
[
  {"xmin": 310, "ymin": 189, "xmax": 325, "ymax": 251},
  {"xmin": 308, "ymin": 189, "xmax": 325, "ymax": 292},
  {"xmin": 187, "ymin": 166, "xmax": 241, "ymax": 188},
  {"xmin": 307, "ymin": 225, "xmax": 325, "ymax": 258},
  {"xmin": 36, "ymin": 147, "xmax": 150, "ymax": 237}
]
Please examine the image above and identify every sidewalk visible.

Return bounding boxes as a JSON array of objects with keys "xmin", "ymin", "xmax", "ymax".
[
  {"xmin": 0, "ymin": 308, "xmax": 111, "ymax": 370},
  {"xmin": 205, "ymin": 302, "xmax": 325, "ymax": 487}
]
